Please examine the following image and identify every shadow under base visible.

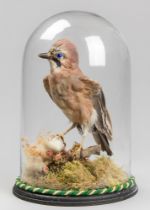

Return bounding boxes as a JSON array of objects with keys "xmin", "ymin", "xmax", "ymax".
[{"xmin": 13, "ymin": 184, "xmax": 138, "ymax": 206}]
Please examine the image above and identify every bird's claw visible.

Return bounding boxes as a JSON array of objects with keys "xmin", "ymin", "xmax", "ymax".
[{"xmin": 56, "ymin": 133, "xmax": 64, "ymax": 140}]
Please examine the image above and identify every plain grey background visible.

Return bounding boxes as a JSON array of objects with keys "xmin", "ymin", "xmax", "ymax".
[{"xmin": 0, "ymin": 0, "xmax": 149, "ymax": 209}]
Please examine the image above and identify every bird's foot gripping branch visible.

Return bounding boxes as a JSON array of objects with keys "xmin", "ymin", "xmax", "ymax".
[{"xmin": 21, "ymin": 132, "xmax": 128, "ymax": 190}]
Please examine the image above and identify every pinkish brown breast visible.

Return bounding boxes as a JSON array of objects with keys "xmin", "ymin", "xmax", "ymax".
[{"xmin": 50, "ymin": 72, "xmax": 93, "ymax": 124}]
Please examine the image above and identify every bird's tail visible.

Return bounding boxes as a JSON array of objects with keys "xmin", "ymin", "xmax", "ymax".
[{"xmin": 92, "ymin": 127, "xmax": 112, "ymax": 156}]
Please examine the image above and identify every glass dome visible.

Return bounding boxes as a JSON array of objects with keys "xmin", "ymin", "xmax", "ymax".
[{"xmin": 13, "ymin": 11, "xmax": 137, "ymax": 206}]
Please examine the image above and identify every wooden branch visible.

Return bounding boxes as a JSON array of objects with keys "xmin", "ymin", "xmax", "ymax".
[
  {"xmin": 48, "ymin": 143, "xmax": 102, "ymax": 165},
  {"xmin": 66, "ymin": 143, "xmax": 102, "ymax": 161},
  {"xmin": 81, "ymin": 145, "xmax": 101, "ymax": 158}
]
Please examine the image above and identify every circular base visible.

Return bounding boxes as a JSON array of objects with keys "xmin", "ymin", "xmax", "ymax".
[{"xmin": 13, "ymin": 184, "xmax": 138, "ymax": 206}]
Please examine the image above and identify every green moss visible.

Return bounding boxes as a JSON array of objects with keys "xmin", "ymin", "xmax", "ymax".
[
  {"xmin": 57, "ymin": 161, "xmax": 96, "ymax": 189},
  {"xmin": 22, "ymin": 156, "xmax": 128, "ymax": 190}
]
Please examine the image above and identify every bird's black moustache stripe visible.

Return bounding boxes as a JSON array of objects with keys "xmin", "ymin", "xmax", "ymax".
[{"xmin": 52, "ymin": 57, "xmax": 61, "ymax": 67}]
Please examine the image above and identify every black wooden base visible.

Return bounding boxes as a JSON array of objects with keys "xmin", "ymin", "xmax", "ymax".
[{"xmin": 13, "ymin": 184, "xmax": 138, "ymax": 206}]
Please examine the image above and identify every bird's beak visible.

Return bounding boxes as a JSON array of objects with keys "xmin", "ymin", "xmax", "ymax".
[{"xmin": 38, "ymin": 52, "xmax": 51, "ymax": 59}]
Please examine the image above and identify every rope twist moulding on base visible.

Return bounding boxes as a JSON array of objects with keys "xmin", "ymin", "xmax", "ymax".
[{"xmin": 15, "ymin": 176, "xmax": 136, "ymax": 197}]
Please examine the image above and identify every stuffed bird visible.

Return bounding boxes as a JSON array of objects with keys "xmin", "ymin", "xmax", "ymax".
[{"xmin": 39, "ymin": 39, "xmax": 113, "ymax": 155}]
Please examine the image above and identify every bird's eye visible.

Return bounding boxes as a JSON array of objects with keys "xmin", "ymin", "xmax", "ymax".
[{"xmin": 56, "ymin": 52, "xmax": 64, "ymax": 59}]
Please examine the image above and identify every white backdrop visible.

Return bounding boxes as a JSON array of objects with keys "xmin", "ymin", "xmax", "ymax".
[{"xmin": 0, "ymin": 0, "xmax": 149, "ymax": 209}]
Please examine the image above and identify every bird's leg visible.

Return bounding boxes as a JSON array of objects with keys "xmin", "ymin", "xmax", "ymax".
[
  {"xmin": 63, "ymin": 123, "xmax": 76, "ymax": 135},
  {"xmin": 80, "ymin": 129, "xmax": 88, "ymax": 148},
  {"xmin": 80, "ymin": 135, "xmax": 86, "ymax": 148},
  {"xmin": 56, "ymin": 123, "xmax": 76, "ymax": 138}
]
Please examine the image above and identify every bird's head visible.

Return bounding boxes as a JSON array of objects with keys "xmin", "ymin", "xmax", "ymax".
[{"xmin": 39, "ymin": 39, "xmax": 79, "ymax": 73}]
